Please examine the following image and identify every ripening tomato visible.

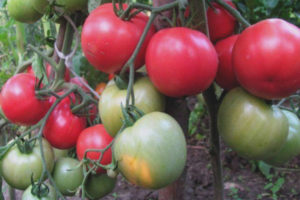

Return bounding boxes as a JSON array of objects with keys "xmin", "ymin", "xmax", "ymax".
[
  {"xmin": 215, "ymin": 34, "xmax": 239, "ymax": 90},
  {"xmin": 1, "ymin": 73, "xmax": 51, "ymax": 125},
  {"xmin": 77, "ymin": 124, "xmax": 113, "ymax": 174},
  {"xmin": 146, "ymin": 27, "xmax": 218, "ymax": 97},
  {"xmin": 81, "ymin": 3, "xmax": 156, "ymax": 73},
  {"xmin": 113, "ymin": 112, "xmax": 187, "ymax": 189},
  {"xmin": 43, "ymin": 93, "xmax": 87, "ymax": 149},
  {"xmin": 207, "ymin": 0, "xmax": 237, "ymax": 42},
  {"xmin": 218, "ymin": 87, "xmax": 289, "ymax": 160},
  {"xmin": 95, "ymin": 82, "xmax": 107, "ymax": 95},
  {"xmin": 233, "ymin": 19, "xmax": 300, "ymax": 100}
]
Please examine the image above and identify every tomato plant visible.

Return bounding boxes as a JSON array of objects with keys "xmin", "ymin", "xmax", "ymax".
[
  {"xmin": 85, "ymin": 174, "xmax": 116, "ymax": 200},
  {"xmin": 0, "ymin": 139, "xmax": 54, "ymax": 190},
  {"xmin": 27, "ymin": 63, "xmax": 70, "ymax": 82},
  {"xmin": 43, "ymin": 93, "xmax": 87, "ymax": 149},
  {"xmin": 113, "ymin": 112, "xmax": 187, "ymax": 189},
  {"xmin": 233, "ymin": 18, "xmax": 300, "ymax": 99},
  {"xmin": 1, "ymin": 73, "xmax": 51, "ymax": 126},
  {"xmin": 81, "ymin": 3, "xmax": 156, "ymax": 73},
  {"xmin": 207, "ymin": 0, "xmax": 237, "ymax": 42},
  {"xmin": 264, "ymin": 110, "xmax": 300, "ymax": 166},
  {"xmin": 217, "ymin": 87, "xmax": 289, "ymax": 160},
  {"xmin": 22, "ymin": 183, "xmax": 56, "ymax": 200},
  {"xmin": 99, "ymin": 76, "xmax": 165, "ymax": 136},
  {"xmin": 70, "ymin": 77, "xmax": 89, "ymax": 92},
  {"xmin": 76, "ymin": 124, "xmax": 113, "ymax": 173},
  {"xmin": 7, "ymin": 0, "xmax": 43, "ymax": 23},
  {"xmin": 215, "ymin": 34, "xmax": 239, "ymax": 90},
  {"xmin": 146, "ymin": 27, "xmax": 218, "ymax": 97}
]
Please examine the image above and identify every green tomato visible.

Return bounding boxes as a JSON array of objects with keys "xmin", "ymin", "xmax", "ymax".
[
  {"xmin": 22, "ymin": 183, "xmax": 57, "ymax": 200},
  {"xmin": 0, "ymin": 139, "xmax": 54, "ymax": 190},
  {"xmin": 52, "ymin": 157, "xmax": 83, "ymax": 196},
  {"xmin": 55, "ymin": 0, "xmax": 88, "ymax": 13},
  {"xmin": 7, "ymin": 0, "xmax": 43, "ymax": 23},
  {"xmin": 99, "ymin": 76, "xmax": 165, "ymax": 137},
  {"xmin": 85, "ymin": 174, "xmax": 116, "ymax": 200},
  {"xmin": 53, "ymin": 147, "xmax": 69, "ymax": 161},
  {"xmin": 264, "ymin": 110, "xmax": 300, "ymax": 166},
  {"xmin": 113, "ymin": 112, "xmax": 186, "ymax": 189},
  {"xmin": 217, "ymin": 87, "xmax": 289, "ymax": 160},
  {"xmin": 31, "ymin": 0, "xmax": 49, "ymax": 14}
]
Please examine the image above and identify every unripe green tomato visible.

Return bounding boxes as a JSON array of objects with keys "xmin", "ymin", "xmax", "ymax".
[
  {"xmin": 113, "ymin": 112, "xmax": 187, "ymax": 189},
  {"xmin": 7, "ymin": 0, "xmax": 43, "ymax": 23},
  {"xmin": 217, "ymin": 87, "xmax": 289, "ymax": 160},
  {"xmin": 56, "ymin": 0, "xmax": 88, "ymax": 13},
  {"xmin": 22, "ymin": 183, "xmax": 57, "ymax": 200},
  {"xmin": 53, "ymin": 147, "xmax": 69, "ymax": 160},
  {"xmin": 264, "ymin": 110, "xmax": 300, "ymax": 166},
  {"xmin": 52, "ymin": 157, "xmax": 83, "ymax": 196},
  {"xmin": 99, "ymin": 76, "xmax": 165, "ymax": 137},
  {"xmin": 85, "ymin": 174, "xmax": 116, "ymax": 200},
  {"xmin": 31, "ymin": 0, "xmax": 49, "ymax": 14}
]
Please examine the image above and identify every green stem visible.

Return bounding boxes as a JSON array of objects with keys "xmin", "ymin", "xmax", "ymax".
[
  {"xmin": 215, "ymin": 0, "xmax": 250, "ymax": 28},
  {"xmin": 15, "ymin": 22, "xmax": 25, "ymax": 54}
]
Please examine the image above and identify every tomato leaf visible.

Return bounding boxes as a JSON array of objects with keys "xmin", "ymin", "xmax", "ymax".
[{"xmin": 88, "ymin": 0, "xmax": 102, "ymax": 13}]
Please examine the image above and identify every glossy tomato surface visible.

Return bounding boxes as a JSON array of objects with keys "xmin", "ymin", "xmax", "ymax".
[
  {"xmin": 7, "ymin": 0, "xmax": 43, "ymax": 23},
  {"xmin": 146, "ymin": 27, "xmax": 218, "ymax": 97},
  {"xmin": 43, "ymin": 93, "xmax": 86, "ymax": 149},
  {"xmin": 81, "ymin": 3, "xmax": 155, "ymax": 73},
  {"xmin": 113, "ymin": 112, "xmax": 187, "ymax": 189},
  {"xmin": 218, "ymin": 87, "xmax": 289, "ymax": 160},
  {"xmin": 77, "ymin": 124, "xmax": 113, "ymax": 173},
  {"xmin": 52, "ymin": 157, "xmax": 83, "ymax": 196},
  {"xmin": 1, "ymin": 73, "xmax": 50, "ymax": 125},
  {"xmin": 264, "ymin": 110, "xmax": 300, "ymax": 166},
  {"xmin": 1, "ymin": 139, "xmax": 54, "ymax": 190},
  {"xmin": 233, "ymin": 19, "xmax": 300, "ymax": 99},
  {"xmin": 85, "ymin": 174, "xmax": 116, "ymax": 200},
  {"xmin": 207, "ymin": 0, "xmax": 237, "ymax": 42},
  {"xmin": 99, "ymin": 76, "xmax": 165, "ymax": 136},
  {"xmin": 22, "ymin": 183, "xmax": 56, "ymax": 200},
  {"xmin": 215, "ymin": 34, "xmax": 239, "ymax": 90}
]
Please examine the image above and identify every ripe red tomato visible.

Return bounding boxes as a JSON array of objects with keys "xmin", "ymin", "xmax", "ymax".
[
  {"xmin": 27, "ymin": 63, "xmax": 70, "ymax": 81},
  {"xmin": 207, "ymin": 0, "xmax": 237, "ymax": 42},
  {"xmin": 146, "ymin": 27, "xmax": 218, "ymax": 97},
  {"xmin": 233, "ymin": 19, "xmax": 300, "ymax": 99},
  {"xmin": 43, "ymin": 93, "xmax": 86, "ymax": 149},
  {"xmin": 70, "ymin": 77, "xmax": 89, "ymax": 92},
  {"xmin": 81, "ymin": 3, "xmax": 155, "ymax": 73},
  {"xmin": 1, "ymin": 73, "xmax": 50, "ymax": 125},
  {"xmin": 77, "ymin": 124, "xmax": 113, "ymax": 174},
  {"xmin": 215, "ymin": 34, "xmax": 239, "ymax": 90}
]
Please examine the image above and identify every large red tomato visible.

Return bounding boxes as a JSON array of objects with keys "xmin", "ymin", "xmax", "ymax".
[
  {"xmin": 77, "ymin": 124, "xmax": 113, "ymax": 174},
  {"xmin": 233, "ymin": 19, "xmax": 300, "ymax": 99},
  {"xmin": 207, "ymin": 0, "xmax": 237, "ymax": 42},
  {"xmin": 27, "ymin": 63, "xmax": 70, "ymax": 81},
  {"xmin": 1, "ymin": 73, "xmax": 50, "ymax": 125},
  {"xmin": 215, "ymin": 34, "xmax": 239, "ymax": 90},
  {"xmin": 81, "ymin": 3, "xmax": 155, "ymax": 73},
  {"xmin": 146, "ymin": 27, "xmax": 218, "ymax": 97},
  {"xmin": 43, "ymin": 93, "xmax": 86, "ymax": 149}
]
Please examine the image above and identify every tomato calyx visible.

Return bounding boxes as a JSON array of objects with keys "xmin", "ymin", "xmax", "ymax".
[
  {"xmin": 114, "ymin": 75, "xmax": 128, "ymax": 90},
  {"xmin": 121, "ymin": 105, "xmax": 145, "ymax": 128},
  {"xmin": 30, "ymin": 182, "xmax": 51, "ymax": 198},
  {"xmin": 16, "ymin": 139, "xmax": 36, "ymax": 154}
]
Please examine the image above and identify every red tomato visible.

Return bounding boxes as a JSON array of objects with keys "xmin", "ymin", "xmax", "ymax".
[
  {"xmin": 81, "ymin": 3, "xmax": 155, "ymax": 73},
  {"xmin": 108, "ymin": 74, "xmax": 115, "ymax": 81},
  {"xmin": 43, "ymin": 93, "xmax": 86, "ymax": 149},
  {"xmin": 95, "ymin": 82, "xmax": 107, "ymax": 96},
  {"xmin": 215, "ymin": 34, "xmax": 239, "ymax": 90},
  {"xmin": 207, "ymin": 0, "xmax": 237, "ymax": 42},
  {"xmin": 27, "ymin": 63, "xmax": 70, "ymax": 81},
  {"xmin": 77, "ymin": 124, "xmax": 113, "ymax": 174},
  {"xmin": 1, "ymin": 73, "xmax": 50, "ymax": 125},
  {"xmin": 70, "ymin": 77, "xmax": 89, "ymax": 92},
  {"xmin": 233, "ymin": 19, "xmax": 300, "ymax": 99},
  {"xmin": 146, "ymin": 27, "xmax": 218, "ymax": 97}
]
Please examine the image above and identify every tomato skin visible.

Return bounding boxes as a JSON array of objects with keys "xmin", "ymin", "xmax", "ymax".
[
  {"xmin": 85, "ymin": 174, "xmax": 116, "ymax": 200},
  {"xmin": 207, "ymin": 0, "xmax": 237, "ymax": 42},
  {"xmin": 81, "ymin": 3, "xmax": 155, "ymax": 73},
  {"xmin": 95, "ymin": 82, "xmax": 107, "ymax": 95},
  {"xmin": 22, "ymin": 183, "xmax": 57, "ymax": 200},
  {"xmin": 0, "ymin": 139, "xmax": 54, "ymax": 190},
  {"xmin": 264, "ymin": 110, "xmax": 300, "ymax": 166},
  {"xmin": 113, "ymin": 112, "xmax": 187, "ymax": 189},
  {"xmin": 7, "ymin": 0, "xmax": 43, "ymax": 23},
  {"xmin": 52, "ymin": 157, "xmax": 83, "ymax": 196},
  {"xmin": 53, "ymin": 147, "xmax": 69, "ymax": 160},
  {"xmin": 108, "ymin": 73, "xmax": 115, "ymax": 80},
  {"xmin": 43, "ymin": 93, "xmax": 87, "ymax": 149},
  {"xmin": 76, "ymin": 124, "xmax": 113, "ymax": 174},
  {"xmin": 233, "ymin": 19, "xmax": 300, "ymax": 100},
  {"xmin": 215, "ymin": 35, "xmax": 239, "ymax": 90},
  {"xmin": 1, "ymin": 73, "xmax": 51, "ymax": 126},
  {"xmin": 218, "ymin": 87, "xmax": 289, "ymax": 160},
  {"xmin": 146, "ymin": 27, "xmax": 218, "ymax": 97},
  {"xmin": 99, "ymin": 76, "xmax": 165, "ymax": 136}
]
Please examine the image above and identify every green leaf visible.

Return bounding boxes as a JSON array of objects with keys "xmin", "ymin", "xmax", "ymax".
[
  {"xmin": 88, "ymin": 0, "xmax": 102, "ymax": 13},
  {"xmin": 263, "ymin": 0, "xmax": 279, "ymax": 9},
  {"xmin": 32, "ymin": 55, "xmax": 49, "ymax": 85},
  {"xmin": 271, "ymin": 178, "xmax": 285, "ymax": 194},
  {"xmin": 258, "ymin": 161, "xmax": 272, "ymax": 180}
]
